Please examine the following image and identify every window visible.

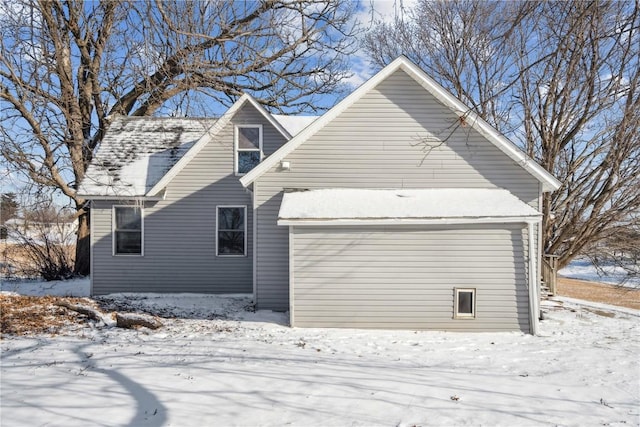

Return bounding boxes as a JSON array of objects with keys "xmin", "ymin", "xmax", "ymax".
[
  {"xmin": 235, "ymin": 125, "xmax": 262, "ymax": 174},
  {"xmin": 217, "ymin": 206, "xmax": 246, "ymax": 256},
  {"xmin": 454, "ymin": 288, "xmax": 476, "ymax": 319},
  {"xmin": 113, "ymin": 206, "xmax": 143, "ymax": 255}
]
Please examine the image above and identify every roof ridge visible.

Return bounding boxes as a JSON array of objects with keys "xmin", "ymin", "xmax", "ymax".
[
  {"xmin": 145, "ymin": 93, "xmax": 292, "ymax": 196},
  {"xmin": 272, "ymin": 113, "xmax": 321, "ymax": 117},
  {"xmin": 108, "ymin": 115, "xmax": 218, "ymax": 121}
]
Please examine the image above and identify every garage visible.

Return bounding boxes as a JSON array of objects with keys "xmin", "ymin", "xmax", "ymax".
[{"xmin": 278, "ymin": 188, "xmax": 542, "ymax": 332}]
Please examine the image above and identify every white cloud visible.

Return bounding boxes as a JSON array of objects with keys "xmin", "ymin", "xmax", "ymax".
[
  {"xmin": 342, "ymin": 56, "xmax": 371, "ymax": 88},
  {"xmin": 346, "ymin": 0, "xmax": 419, "ymax": 89},
  {"xmin": 355, "ymin": 0, "xmax": 418, "ymax": 27}
]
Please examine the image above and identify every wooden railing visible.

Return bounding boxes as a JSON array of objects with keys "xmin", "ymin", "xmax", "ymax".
[{"xmin": 541, "ymin": 254, "xmax": 559, "ymax": 296}]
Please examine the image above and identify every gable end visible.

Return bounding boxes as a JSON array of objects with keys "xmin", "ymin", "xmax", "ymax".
[
  {"xmin": 240, "ymin": 56, "xmax": 560, "ymax": 192},
  {"xmin": 146, "ymin": 94, "xmax": 291, "ymax": 197}
]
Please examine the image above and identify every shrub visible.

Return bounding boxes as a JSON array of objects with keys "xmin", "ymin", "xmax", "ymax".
[{"xmin": 4, "ymin": 214, "xmax": 76, "ymax": 281}]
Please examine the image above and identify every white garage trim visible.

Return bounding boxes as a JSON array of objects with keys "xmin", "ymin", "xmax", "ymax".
[{"xmin": 279, "ymin": 217, "xmax": 541, "ymax": 226}]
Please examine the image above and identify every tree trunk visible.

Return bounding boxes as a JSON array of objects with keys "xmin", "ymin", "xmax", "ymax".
[
  {"xmin": 1, "ymin": 1, "xmax": 358, "ymax": 283},
  {"xmin": 74, "ymin": 209, "xmax": 90, "ymax": 276},
  {"xmin": 115, "ymin": 312, "xmax": 163, "ymax": 330}
]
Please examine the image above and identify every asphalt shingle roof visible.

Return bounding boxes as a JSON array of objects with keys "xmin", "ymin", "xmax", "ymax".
[
  {"xmin": 78, "ymin": 112, "xmax": 319, "ymax": 198},
  {"xmin": 78, "ymin": 116, "xmax": 216, "ymax": 197}
]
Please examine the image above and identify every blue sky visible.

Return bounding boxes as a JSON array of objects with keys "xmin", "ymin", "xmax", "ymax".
[{"xmin": 0, "ymin": 0, "xmax": 411, "ymax": 202}]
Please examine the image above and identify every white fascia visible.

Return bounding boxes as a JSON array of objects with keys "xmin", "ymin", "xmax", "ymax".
[
  {"xmin": 277, "ymin": 216, "xmax": 542, "ymax": 227},
  {"xmin": 80, "ymin": 191, "xmax": 166, "ymax": 201}
]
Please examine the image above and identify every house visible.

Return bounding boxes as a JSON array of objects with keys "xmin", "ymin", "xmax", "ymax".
[{"xmin": 78, "ymin": 56, "xmax": 560, "ymax": 334}]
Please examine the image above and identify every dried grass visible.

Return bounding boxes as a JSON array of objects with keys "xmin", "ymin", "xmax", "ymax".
[
  {"xmin": 557, "ymin": 277, "xmax": 640, "ymax": 310},
  {"xmin": 2, "ymin": 278, "xmax": 636, "ymax": 339},
  {"xmin": 0, "ymin": 294, "xmax": 98, "ymax": 338},
  {"xmin": 1, "ymin": 241, "xmax": 75, "ymax": 280}
]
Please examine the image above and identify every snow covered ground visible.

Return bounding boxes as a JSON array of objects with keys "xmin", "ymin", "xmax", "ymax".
[
  {"xmin": 0, "ymin": 277, "xmax": 90, "ymax": 297},
  {"xmin": 1, "ymin": 279, "xmax": 639, "ymax": 426},
  {"xmin": 560, "ymin": 258, "xmax": 640, "ymax": 287}
]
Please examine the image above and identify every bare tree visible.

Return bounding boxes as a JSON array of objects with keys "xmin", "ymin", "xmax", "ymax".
[
  {"xmin": 1, "ymin": 193, "xmax": 19, "ymax": 224},
  {"xmin": 3, "ymin": 199, "xmax": 76, "ymax": 281},
  {"xmin": 0, "ymin": 0, "xmax": 359, "ymax": 275},
  {"xmin": 364, "ymin": 0, "xmax": 640, "ymax": 272}
]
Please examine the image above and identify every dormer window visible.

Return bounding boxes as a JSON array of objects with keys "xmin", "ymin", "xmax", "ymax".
[{"xmin": 235, "ymin": 125, "xmax": 262, "ymax": 175}]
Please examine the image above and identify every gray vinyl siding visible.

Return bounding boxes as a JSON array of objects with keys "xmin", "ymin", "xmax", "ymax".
[
  {"xmin": 255, "ymin": 68, "xmax": 541, "ymax": 312},
  {"xmin": 91, "ymin": 103, "xmax": 288, "ymax": 294},
  {"xmin": 291, "ymin": 225, "xmax": 529, "ymax": 332}
]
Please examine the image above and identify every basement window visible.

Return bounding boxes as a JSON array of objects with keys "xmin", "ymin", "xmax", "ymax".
[
  {"xmin": 454, "ymin": 288, "xmax": 476, "ymax": 319},
  {"xmin": 235, "ymin": 125, "xmax": 262, "ymax": 175}
]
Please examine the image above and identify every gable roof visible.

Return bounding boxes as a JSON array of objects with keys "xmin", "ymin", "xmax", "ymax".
[
  {"xmin": 77, "ymin": 117, "xmax": 215, "ymax": 198},
  {"xmin": 144, "ymin": 93, "xmax": 292, "ymax": 197},
  {"xmin": 240, "ymin": 56, "xmax": 561, "ymax": 192},
  {"xmin": 78, "ymin": 93, "xmax": 320, "ymax": 199}
]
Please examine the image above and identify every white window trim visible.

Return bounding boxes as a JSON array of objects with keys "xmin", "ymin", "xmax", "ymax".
[
  {"xmin": 234, "ymin": 124, "xmax": 263, "ymax": 175},
  {"xmin": 112, "ymin": 205, "xmax": 144, "ymax": 256},
  {"xmin": 216, "ymin": 205, "xmax": 247, "ymax": 257},
  {"xmin": 454, "ymin": 287, "xmax": 476, "ymax": 319}
]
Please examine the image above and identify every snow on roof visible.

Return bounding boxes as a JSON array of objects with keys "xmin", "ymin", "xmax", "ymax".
[
  {"xmin": 278, "ymin": 188, "xmax": 541, "ymax": 222},
  {"xmin": 78, "ymin": 117, "xmax": 216, "ymax": 197},
  {"xmin": 272, "ymin": 114, "xmax": 319, "ymax": 136},
  {"xmin": 78, "ymin": 108, "xmax": 319, "ymax": 198}
]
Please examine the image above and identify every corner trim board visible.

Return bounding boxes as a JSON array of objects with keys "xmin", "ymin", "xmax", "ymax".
[
  {"xmin": 527, "ymin": 221, "xmax": 539, "ymax": 335},
  {"xmin": 252, "ymin": 183, "xmax": 258, "ymax": 304},
  {"xmin": 89, "ymin": 200, "xmax": 94, "ymax": 295},
  {"xmin": 289, "ymin": 225, "xmax": 295, "ymax": 327}
]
